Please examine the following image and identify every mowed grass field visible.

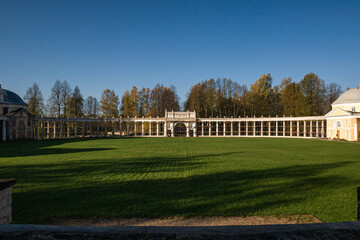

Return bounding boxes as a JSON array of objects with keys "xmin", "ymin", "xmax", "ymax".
[{"xmin": 0, "ymin": 137, "xmax": 359, "ymax": 224}]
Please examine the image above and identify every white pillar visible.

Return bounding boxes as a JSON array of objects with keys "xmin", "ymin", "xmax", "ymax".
[
  {"xmin": 171, "ymin": 123, "xmax": 174, "ymax": 137},
  {"xmin": 223, "ymin": 122, "xmax": 226, "ymax": 136},
  {"xmin": 202, "ymin": 122, "xmax": 204, "ymax": 137},
  {"xmin": 74, "ymin": 122, "xmax": 78, "ymax": 138},
  {"xmin": 90, "ymin": 122, "xmax": 93, "ymax": 137},
  {"xmin": 275, "ymin": 121, "xmax": 278, "ymax": 136},
  {"xmin": 283, "ymin": 121, "xmax": 285, "ymax": 136},
  {"xmin": 186, "ymin": 123, "xmax": 190, "ymax": 137},
  {"xmin": 2, "ymin": 120, "xmax": 6, "ymax": 141},
  {"xmin": 47, "ymin": 121, "xmax": 50, "ymax": 139},
  {"xmin": 209, "ymin": 122, "xmax": 211, "ymax": 136},
  {"xmin": 127, "ymin": 121, "xmax": 130, "ymax": 137},
  {"xmin": 149, "ymin": 122, "xmax": 152, "ymax": 136},
  {"xmin": 156, "ymin": 122, "xmax": 159, "ymax": 136},
  {"xmin": 231, "ymin": 122, "xmax": 234, "ymax": 136},
  {"xmin": 134, "ymin": 122, "xmax": 137, "ymax": 136},
  {"xmin": 194, "ymin": 122, "xmax": 197, "ymax": 137},
  {"xmin": 354, "ymin": 120, "xmax": 358, "ymax": 141},
  {"xmin": 260, "ymin": 121, "xmax": 263, "ymax": 136},
  {"xmin": 164, "ymin": 122, "xmax": 167, "ymax": 137},
  {"xmin": 253, "ymin": 121, "xmax": 256, "ymax": 136},
  {"xmin": 216, "ymin": 122, "xmax": 219, "ymax": 136},
  {"xmin": 297, "ymin": 121, "xmax": 300, "ymax": 137},
  {"xmin": 97, "ymin": 121, "xmax": 100, "ymax": 137},
  {"xmin": 316, "ymin": 120, "xmax": 319, "ymax": 137},
  {"xmin": 41, "ymin": 121, "xmax": 44, "ymax": 139},
  {"xmin": 310, "ymin": 121, "xmax": 313, "ymax": 137},
  {"xmin": 321, "ymin": 120, "xmax": 324, "ymax": 138},
  {"xmin": 290, "ymin": 121, "xmax": 292, "ymax": 136},
  {"xmin": 53, "ymin": 122, "xmax": 57, "ymax": 138},
  {"xmin": 246, "ymin": 121, "xmax": 248, "ymax": 136},
  {"xmin": 268, "ymin": 122, "xmax": 271, "ymax": 136},
  {"xmin": 119, "ymin": 120, "xmax": 122, "ymax": 136},
  {"xmin": 238, "ymin": 122, "xmax": 241, "ymax": 136},
  {"xmin": 142, "ymin": 121, "xmax": 144, "ymax": 136},
  {"xmin": 304, "ymin": 121, "xmax": 306, "ymax": 137},
  {"xmin": 60, "ymin": 121, "xmax": 63, "ymax": 139}
]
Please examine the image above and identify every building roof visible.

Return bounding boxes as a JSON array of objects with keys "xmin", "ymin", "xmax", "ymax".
[
  {"xmin": 332, "ymin": 86, "xmax": 360, "ymax": 105},
  {"xmin": 0, "ymin": 86, "xmax": 27, "ymax": 106}
]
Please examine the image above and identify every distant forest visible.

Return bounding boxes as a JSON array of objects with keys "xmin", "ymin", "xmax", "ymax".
[{"xmin": 24, "ymin": 72, "xmax": 343, "ymax": 118}]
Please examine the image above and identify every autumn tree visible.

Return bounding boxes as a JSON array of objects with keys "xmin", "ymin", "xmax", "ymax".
[
  {"xmin": 249, "ymin": 74, "xmax": 272, "ymax": 116},
  {"xmin": 148, "ymin": 84, "xmax": 180, "ymax": 117},
  {"xmin": 66, "ymin": 86, "xmax": 84, "ymax": 117},
  {"xmin": 299, "ymin": 73, "xmax": 326, "ymax": 116},
  {"xmin": 23, "ymin": 83, "xmax": 45, "ymax": 116},
  {"xmin": 47, "ymin": 80, "xmax": 62, "ymax": 117},
  {"xmin": 325, "ymin": 83, "xmax": 342, "ymax": 113},
  {"xmin": 121, "ymin": 86, "xmax": 139, "ymax": 117},
  {"xmin": 84, "ymin": 96, "xmax": 99, "ymax": 117},
  {"xmin": 60, "ymin": 80, "xmax": 72, "ymax": 117},
  {"xmin": 138, "ymin": 87, "xmax": 151, "ymax": 116},
  {"xmin": 100, "ymin": 89, "xmax": 119, "ymax": 117}
]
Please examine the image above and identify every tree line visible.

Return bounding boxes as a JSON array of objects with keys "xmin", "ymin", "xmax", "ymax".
[{"xmin": 23, "ymin": 72, "xmax": 342, "ymax": 118}]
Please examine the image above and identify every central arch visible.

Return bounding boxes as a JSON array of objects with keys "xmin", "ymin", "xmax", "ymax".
[{"xmin": 174, "ymin": 123, "xmax": 186, "ymax": 137}]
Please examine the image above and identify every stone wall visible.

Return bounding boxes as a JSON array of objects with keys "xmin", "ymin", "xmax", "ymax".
[{"xmin": 0, "ymin": 179, "xmax": 16, "ymax": 224}]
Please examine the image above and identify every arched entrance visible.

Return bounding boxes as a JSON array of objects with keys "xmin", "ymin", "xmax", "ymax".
[{"xmin": 174, "ymin": 123, "xmax": 186, "ymax": 137}]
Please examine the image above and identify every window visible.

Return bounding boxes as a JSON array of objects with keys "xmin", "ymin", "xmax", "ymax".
[
  {"xmin": 345, "ymin": 120, "xmax": 348, "ymax": 125},
  {"xmin": 352, "ymin": 107, "xmax": 356, "ymax": 112},
  {"xmin": 345, "ymin": 131, "xmax": 348, "ymax": 138},
  {"xmin": 3, "ymin": 107, "xmax": 8, "ymax": 114},
  {"xmin": 336, "ymin": 121, "xmax": 342, "ymax": 128}
]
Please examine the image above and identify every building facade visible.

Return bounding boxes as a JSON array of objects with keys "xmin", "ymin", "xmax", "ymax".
[{"xmin": 0, "ymin": 85, "xmax": 33, "ymax": 141}]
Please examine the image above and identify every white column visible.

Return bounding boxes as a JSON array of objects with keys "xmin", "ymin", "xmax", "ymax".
[
  {"xmin": 163, "ymin": 122, "xmax": 167, "ymax": 137},
  {"xmin": 202, "ymin": 122, "xmax": 204, "ymax": 136},
  {"xmin": 82, "ymin": 122, "xmax": 85, "ymax": 138},
  {"xmin": 216, "ymin": 122, "xmax": 218, "ymax": 136},
  {"xmin": 2, "ymin": 120, "xmax": 6, "ymax": 141},
  {"xmin": 260, "ymin": 121, "xmax": 263, "ymax": 136},
  {"xmin": 127, "ymin": 121, "xmax": 130, "ymax": 137},
  {"xmin": 238, "ymin": 122, "xmax": 241, "ymax": 136},
  {"xmin": 156, "ymin": 122, "xmax": 159, "ymax": 136},
  {"xmin": 41, "ymin": 121, "xmax": 44, "ymax": 139},
  {"xmin": 53, "ymin": 122, "xmax": 57, "ymax": 138},
  {"xmin": 223, "ymin": 122, "xmax": 226, "ymax": 136},
  {"xmin": 47, "ymin": 121, "xmax": 50, "ymax": 139},
  {"xmin": 290, "ymin": 121, "xmax": 292, "ymax": 136},
  {"xmin": 209, "ymin": 122, "xmax": 211, "ymax": 136},
  {"xmin": 310, "ymin": 121, "xmax": 313, "ymax": 137},
  {"xmin": 74, "ymin": 122, "xmax": 78, "ymax": 138},
  {"xmin": 149, "ymin": 122, "xmax": 152, "ymax": 136},
  {"xmin": 186, "ymin": 123, "xmax": 190, "ymax": 137},
  {"xmin": 60, "ymin": 121, "xmax": 63, "ymax": 139},
  {"xmin": 97, "ymin": 121, "xmax": 100, "ymax": 137},
  {"xmin": 316, "ymin": 120, "xmax": 319, "ymax": 137},
  {"xmin": 297, "ymin": 121, "xmax": 300, "ymax": 137},
  {"xmin": 90, "ymin": 122, "xmax": 93, "ymax": 137},
  {"xmin": 171, "ymin": 123, "xmax": 174, "ymax": 137},
  {"xmin": 231, "ymin": 122, "xmax": 234, "ymax": 136},
  {"xmin": 119, "ymin": 120, "xmax": 122, "ymax": 136},
  {"xmin": 246, "ymin": 121, "xmax": 248, "ymax": 136},
  {"xmin": 134, "ymin": 122, "xmax": 137, "ymax": 136},
  {"xmin": 283, "ymin": 121, "xmax": 285, "ymax": 136},
  {"xmin": 268, "ymin": 122, "xmax": 271, "ymax": 136},
  {"xmin": 194, "ymin": 122, "xmax": 197, "ymax": 137},
  {"xmin": 354, "ymin": 120, "xmax": 358, "ymax": 141},
  {"xmin": 304, "ymin": 121, "xmax": 306, "ymax": 137},
  {"xmin": 142, "ymin": 121, "xmax": 144, "ymax": 136},
  {"xmin": 275, "ymin": 121, "xmax": 278, "ymax": 136},
  {"xmin": 67, "ymin": 121, "xmax": 70, "ymax": 138},
  {"xmin": 253, "ymin": 121, "xmax": 256, "ymax": 136},
  {"xmin": 321, "ymin": 120, "xmax": 324, "ymax": 138}
]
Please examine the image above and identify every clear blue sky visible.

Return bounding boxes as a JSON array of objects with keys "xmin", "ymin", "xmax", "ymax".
[{"xmin": 1, "ymin": 0, "xmax": 359, "ymax": 104}]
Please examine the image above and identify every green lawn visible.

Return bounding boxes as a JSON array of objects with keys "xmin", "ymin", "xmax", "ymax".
[{"xmin": 0, "ymin": 137, "xmax": 359, "ymax": 224}]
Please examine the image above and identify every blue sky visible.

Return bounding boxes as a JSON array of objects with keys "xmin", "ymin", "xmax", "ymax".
[{"xmin": 0, "ymin": 0, "xmax": 359, "ymax": 104}]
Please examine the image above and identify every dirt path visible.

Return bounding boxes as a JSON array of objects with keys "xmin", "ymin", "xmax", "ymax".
[{"xmin": 51, "ymin": 215, "xmax": 322, "ymax": 226}]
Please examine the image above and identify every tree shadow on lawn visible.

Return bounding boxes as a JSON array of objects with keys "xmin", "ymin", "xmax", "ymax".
[
  {"xmin": 9, "ymin": 159, "xmax": 355, "ymax": 224},
  {"xmin": 0, "ymin": 138, "xmax": 115, "ymax": 157}
]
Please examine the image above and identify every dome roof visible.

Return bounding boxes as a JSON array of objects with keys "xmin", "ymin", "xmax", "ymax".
[
  {"xmin": 0, "ymin": 87, "xmax": 27, "ymax": 106},
  {"xmin": 332, "ymin": 86, "xmax": 360, "ymax": 105}
]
